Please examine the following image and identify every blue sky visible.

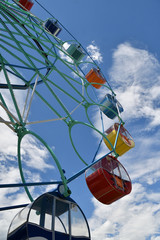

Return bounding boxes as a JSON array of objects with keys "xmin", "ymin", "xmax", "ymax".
[{"xmin": 1, "ymin": 0, "xmax": 160, "ymax": 239}]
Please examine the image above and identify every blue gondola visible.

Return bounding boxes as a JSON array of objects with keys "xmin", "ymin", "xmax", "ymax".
[
  {"xmin": 66, "ymin": 44, "xmax": 86, "ymax": 62},
  {"xmin": 7, "ymin": 192, "xmax": 91, "ymax": 240},
  {"xmin": 100, "ymin": 93, "xmax": 124, "ymax": 119}
]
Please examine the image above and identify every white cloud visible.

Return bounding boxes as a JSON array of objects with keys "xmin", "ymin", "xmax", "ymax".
[
  {"xmin": 86, "ymin": 41, "xmax": 103, "ymax": 64},
  {"xmin": 59, "ymin": 43, "xmax": 74, "ymax": 63},
  {"xmin": 20, "ymin": 134, "xmax": 55, "ymax": 171},
  {"xmin": 89, "ymin": 42, "xmax": 160, "ymax": 239},
  {"xmin": 107, "ymin": 43, "xmax": 160, "ymax": 126},
  {"xmin": 89, "ymin": 183, "xmax": 160, "ymax": 240},
  {"xmin": 110, "ymin": 43, "xmax": 160, "ymax": 88},
  {"xmin": 0, "ymin": 125, "xmax": 17, "ymax": 156}
]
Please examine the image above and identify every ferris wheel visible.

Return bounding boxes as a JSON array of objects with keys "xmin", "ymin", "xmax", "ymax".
[{"xmin": 0, "ymin": 1, "xmax": 135, "ymax": 239}]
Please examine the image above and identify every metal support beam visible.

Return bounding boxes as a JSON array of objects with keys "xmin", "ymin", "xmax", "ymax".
[
  {"xmin": 67, "ymin": 151, "xmax": 113, "ymax": 183},
  {"xmin": 0, "ymin": 180, "xmax": 61, "ymax": 188},
  {"xmin": 0, "ymin": 204, "xmax": 28, "ymax": 211}
]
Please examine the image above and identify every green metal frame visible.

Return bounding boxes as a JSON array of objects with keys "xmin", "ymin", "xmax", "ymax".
[
  {"xmin": 17, "ymin": 127, "xmax": 69, "ymax": 200},
  {"xmin": 0, "ymin": 0, "xmax": 124, "ymax": 204}
]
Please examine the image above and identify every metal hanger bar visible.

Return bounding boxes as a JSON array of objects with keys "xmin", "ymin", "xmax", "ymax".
[{"xmin": 0, "ymin": 204, "xmax": 28, "ymax": 211}]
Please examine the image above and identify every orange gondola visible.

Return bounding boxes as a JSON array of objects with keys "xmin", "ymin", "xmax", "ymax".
[
  {"xmin": 85, "ymin": 155, "xmax": 132, "ymax": 204},
  {"xmin": 85, "ymin": 68, "xmax": 106, "ymax": 89}
]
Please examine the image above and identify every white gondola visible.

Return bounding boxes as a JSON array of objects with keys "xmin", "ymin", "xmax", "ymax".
[{"xmin": 7, "ymin": 192, "xmax": 91, "ymax": 240}]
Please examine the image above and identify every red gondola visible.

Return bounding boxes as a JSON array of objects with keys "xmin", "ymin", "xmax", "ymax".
[
  {"xmin": 85, "ymin": 155, "xmax": 132, "ymax": 204},
  {"xmin": 17, "ymin": 0, "xmax": 34, "ymax": 11}
]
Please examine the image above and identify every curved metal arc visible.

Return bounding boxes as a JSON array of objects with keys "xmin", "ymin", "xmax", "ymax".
[
  {"xmin": 17, "ymin": 128, "xmax": 69, "ymax": 202},
  {"xmin": 85, "ymin": 100, "xmax": 124, "ymax": 126},
  {"xmin": 85, "ymin": 82, "xmax": 113, "ymax": 101},
  {"xmin": 83, "ymin": 103, "xmax": 123, "ymax": 157},
  {"xmin": 17, "ymin": 133, "xmax": 33, "ymax": 202},
  {"xmin": 68, "ymin": 120, "xmax": 115, "ymax": 166},
  {"xmin": 84, "ymin": 83, "xmax": 124, "ymax": 124}
]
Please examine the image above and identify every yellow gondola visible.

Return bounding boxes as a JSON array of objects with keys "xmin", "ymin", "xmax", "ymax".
[{"xmin": 104, "ymin": 123, "xmax": 135, "ymax": 156}]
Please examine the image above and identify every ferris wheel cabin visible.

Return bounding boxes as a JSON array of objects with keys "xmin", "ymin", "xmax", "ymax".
[
  {"xmin": 7, "ymin": 192, "xmax": 91, "ymax": 240},
  {"xmin": 99, "ymin": 94, "xmax": 124, "ymax": 119},
  {"xmin": 17, "ymin": 0, "xmax": 34, "ymax": 11},
  {"xmin": 85, "ymin": 68, "xmax": 106, "ymax": 89},
  {"xmin": 85, "ymin": 155, "xmax": 132, "ymax": 204},
  {"xmin": 103, "ymin": 123, "xmax": 135, "ymax": 156},
  {"xmin": 66, "ymin": 44, "xmax": 86, "ymax": 62},
  {"xmin": 44, "ymin": 19, "xmax": 62, "ymax": 37}
]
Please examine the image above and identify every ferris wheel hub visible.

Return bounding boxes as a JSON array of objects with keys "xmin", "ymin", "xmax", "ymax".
[{"xmin": 58, "ymin": 184, "xmax": 71, "ymax": 198}]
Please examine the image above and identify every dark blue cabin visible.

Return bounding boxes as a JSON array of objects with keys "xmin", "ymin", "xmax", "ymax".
[
  {"xmin": 44, "ymin": 19, "xmax": 61, "ymax": 37},
  {"xmin": 7, "ymin": 192, "xmax": 91, "ymax": 240}
]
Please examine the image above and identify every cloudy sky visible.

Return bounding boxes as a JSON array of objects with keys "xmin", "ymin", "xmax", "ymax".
[{"xmin": 1, "ymin": 0, "xmax": 160, "ymax": 239}]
